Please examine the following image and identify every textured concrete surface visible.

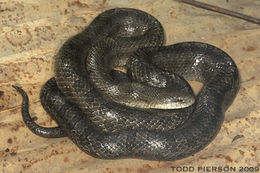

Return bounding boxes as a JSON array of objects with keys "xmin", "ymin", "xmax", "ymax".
[{"xmin": 0, "ymin": 0, "xmax": 259, "ymax": 172}]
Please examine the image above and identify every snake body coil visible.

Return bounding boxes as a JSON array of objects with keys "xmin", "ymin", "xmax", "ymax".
[{"xmin": 14, "ymin": 8, "xmax": 240, "ymax": 161}]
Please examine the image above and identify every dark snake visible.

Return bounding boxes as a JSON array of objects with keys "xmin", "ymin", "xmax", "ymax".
[{"xmin": 13, "ymin": 8, "xmax": 240, "ymax": 161}]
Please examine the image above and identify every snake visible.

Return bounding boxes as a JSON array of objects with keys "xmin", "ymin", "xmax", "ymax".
[{"xmin": 13, "ymin": 8, "xmax": 240, "ymax": 161}]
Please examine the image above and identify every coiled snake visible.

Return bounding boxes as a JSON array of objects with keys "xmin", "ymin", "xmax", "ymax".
[{"xmin": 13, "ymin": 8, "xmax": 240, "ymax": 161}]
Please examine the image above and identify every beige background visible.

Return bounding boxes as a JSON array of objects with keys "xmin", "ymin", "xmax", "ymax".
[{"xmin": 0, "ymin": 0, "xmax": 260, "ymax": 172}]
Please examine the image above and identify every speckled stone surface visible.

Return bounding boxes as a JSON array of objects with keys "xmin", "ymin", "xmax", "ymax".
[{"xmin": 0, "ymin": 0, "xmax": 259, "ymax": 172}]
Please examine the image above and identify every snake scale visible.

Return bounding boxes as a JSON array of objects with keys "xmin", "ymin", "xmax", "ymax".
[{"xmin": 13, "ymin": 8, "xmax": 240, "ymax": 161}]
